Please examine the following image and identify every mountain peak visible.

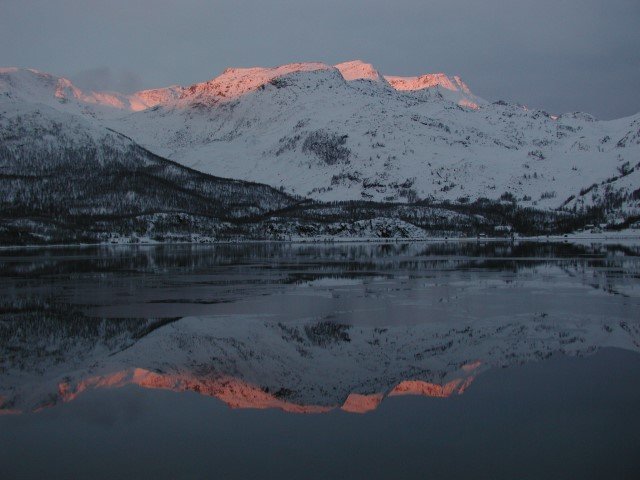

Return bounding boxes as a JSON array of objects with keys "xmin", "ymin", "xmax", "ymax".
[
  {"xmin": 384, "ymin": 72, "xmax": 466, "ymax": 93},
  {"xmin": 384, "ymin": 72, "xmax": 481, "ymax": 108},
  {"xmin": 187, "ymin": 62, "xmax": 334, "ymax": 99},
  {"xmin": 334, "ymin": 60, "xmax": 384, "ymax": 83},
  {"xmin": 1, "ymin": 67, "xmax": 83, "ymax": 104}
]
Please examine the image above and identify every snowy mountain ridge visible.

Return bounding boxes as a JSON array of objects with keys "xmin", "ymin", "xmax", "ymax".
[
  {"xmin": 1, "ymin": 61, "xmax": 479, "ymax": 114},
  {"xmin": 0, "ymin": 67, "xmax": 184, "ymax": 114},
  {"xmin": 2, "ymin": 61, "xmax": 639, "ymax": 222}
]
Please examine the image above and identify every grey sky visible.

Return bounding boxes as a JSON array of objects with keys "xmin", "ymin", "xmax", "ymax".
[{"xmin": 1, "ymin": 0, "xmax": 638, "ymax": 119}]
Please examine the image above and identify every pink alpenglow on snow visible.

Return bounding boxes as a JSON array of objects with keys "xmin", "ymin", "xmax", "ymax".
[
  {"xmin": 183, "ymin": 62, "xmax": 333, "ymax": 100},
  {"xmin": 334, "ymin": 60, "xmax": 385, "ymax": 83},
  {"xmin": 385, "ymin": 73, "xmax": 480, "ymax": 108},
  {"xmin": 2, "ymin": 368, "xmax": 478, "ymax": 416}
]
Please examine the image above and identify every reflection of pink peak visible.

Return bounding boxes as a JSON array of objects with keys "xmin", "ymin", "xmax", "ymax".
[
  {"xmin": 15, "ymin": 368, "xmax": 477, "ymax": 416},
  {"xmin": 0, "ymin": 395, "xmax": 21, "ymax": 415},
  {"xmin": 184, "ymin": 62, "xmax": 333, "ymax": 99},
  {"xmin": 0, "ymin": 409, "xmax": 20, "ymax": 415},
  {"xmin": 58, "ymin": 369, "xmax": 332, "ymax": 414},
  {"xmin": 389, "ymin": 377, "xmax": 474, "ymax": 398},
  {"xmin": 334, "ymin": 60, "xmax": 383, "ymax": 82},
  {"xmin": 462, "ymin": 360, "xmax": 482, "ymax": 373},
  {"xmin": 341, "ymin": 392, "xmax": 385, "ymax": 413}
]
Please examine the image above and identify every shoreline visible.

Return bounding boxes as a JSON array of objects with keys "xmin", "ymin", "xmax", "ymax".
[{"xmin": 1, "ymin": 231, "xmax": 639, "ymax": 251}]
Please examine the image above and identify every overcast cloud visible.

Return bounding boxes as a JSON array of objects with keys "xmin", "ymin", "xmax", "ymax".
[{"xmin": 1, "ymin": 0, "xmax": 638, "ymax": 118}]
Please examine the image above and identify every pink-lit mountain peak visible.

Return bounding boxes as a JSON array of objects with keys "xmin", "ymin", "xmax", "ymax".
[
  {"xmin": 185, "ymin": 62, "xmax": 336, "ymax": 99},
  {"xmin": 0, "ymin": 67, "xmax": 183, "ymax": 112},
  {"xmin": 1, "ymin": 61, "xmax": 480, "ymax": 112},
  {"xmin": 334, "ymin": 60, "xmax": 384, "ymax": 83},
  {"xmin": 183, "ymin": 60, "xmax": 477, "ymax": 99},
  {"xmin": 384, "ymin": 72, "xmax": 472, "ymax": 94}
]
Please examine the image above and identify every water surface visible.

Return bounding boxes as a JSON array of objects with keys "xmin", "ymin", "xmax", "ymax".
[{"xmin": 1, "ymin": 242, "xmax": 639, "ymax": 478}]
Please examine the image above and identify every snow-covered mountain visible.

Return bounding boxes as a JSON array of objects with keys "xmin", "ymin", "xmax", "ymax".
[
  {"xmin": 0, "ymin": 74, "xmax": 301, "ymax": 244},
  {"xmin": 2, "ymin": 61, "xmax": 639, "ymax": 220},
  {"xmin": 0, "ymin": 67, "xmax": 183, "ymax": 115}
]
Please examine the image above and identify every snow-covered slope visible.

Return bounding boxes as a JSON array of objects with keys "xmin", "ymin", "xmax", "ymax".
[
  {"xmin": 384, "ymin": 72, "xmax": 483, "ymax": 109},
  {"xmin": 2, "ymin": 62, "xmax": 639, "ymax": 219},
  {"xmin": 0, "ymin": 80, "xmax": 300, "ymax": 244},
  {"xmin": 0, "ymin": 67, "xmax": 183, "ymax": 116}
]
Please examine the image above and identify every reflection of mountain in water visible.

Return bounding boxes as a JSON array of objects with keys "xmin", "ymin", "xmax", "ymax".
[
  {"xmin": 1, "ymin": 242, "xmax": 639, "ymax": 415},
  {"xmin": 50, "ymin": 368, "xmax": 474, "ymax": 415},
  {"xmin": 2, "ymin": 311, "xmax": 639, "ymax": 415}
]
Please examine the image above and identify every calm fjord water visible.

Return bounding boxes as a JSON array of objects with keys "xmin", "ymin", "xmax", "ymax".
[{"xmin": 1, "ymin": 242, "xmax": 639, "ymax": 479}]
